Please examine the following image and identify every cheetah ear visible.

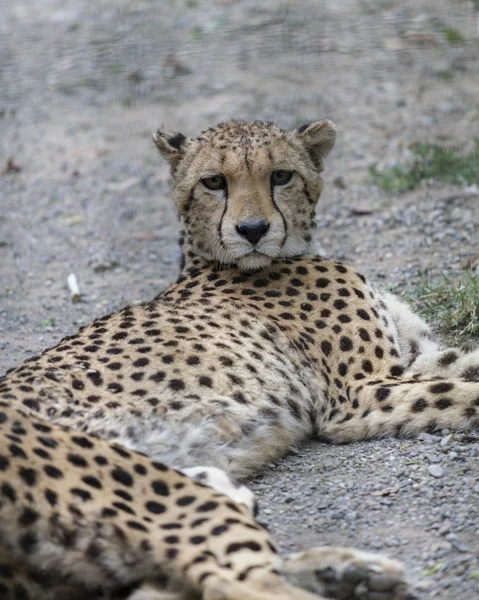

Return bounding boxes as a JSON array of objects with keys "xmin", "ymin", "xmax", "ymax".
[
  {"xmin": 295, "ymin": 120, "xmax": 337, "ymax": 168},
  {"xmin": 153, "ymin": 128, "xmax": 191, "ymax": 171}
]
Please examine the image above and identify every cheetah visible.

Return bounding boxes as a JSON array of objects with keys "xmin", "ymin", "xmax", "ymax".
[{"xmin": 0, "ymin": 118, "xmax": 478, "ymax": 599}]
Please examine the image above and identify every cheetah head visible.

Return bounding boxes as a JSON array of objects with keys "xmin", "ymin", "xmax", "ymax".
[{"xmin": 154, "ymin": 119, "xmax": 336, "ymax": 271}]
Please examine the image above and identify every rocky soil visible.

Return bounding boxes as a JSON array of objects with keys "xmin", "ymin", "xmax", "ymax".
[{"xmin": 1, "ymin": 0, "xmax": 478, "ymax": 597}]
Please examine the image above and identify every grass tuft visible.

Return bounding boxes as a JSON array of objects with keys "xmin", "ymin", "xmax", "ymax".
[
  {"xmin": 443, "ymin": 27, "xmax": 465, "ymax": 43},
  {"xmin": 408, "ymin": 271, "xmax": 479, "ymax": 343},
  {"xmin": 369, "ymin": 139, "xmax": 479, "ymax": 192}
]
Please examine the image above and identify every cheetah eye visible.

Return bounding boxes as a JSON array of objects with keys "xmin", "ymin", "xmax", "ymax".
[
  {"xmin": 202, "ymin": 175, "xmax": 227, "ymax": 191},
  {"xmin": 271, "ymin": 170, "xmax": 293, "ymax": 186}
]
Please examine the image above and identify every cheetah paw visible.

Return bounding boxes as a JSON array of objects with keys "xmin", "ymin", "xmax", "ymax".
[{"xmin": 281, "ymin": 546, "xmax": 418, "ymax": 600}]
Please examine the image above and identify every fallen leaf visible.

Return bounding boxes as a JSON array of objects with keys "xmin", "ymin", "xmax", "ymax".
[
  {"xmin": 64, "ymin": 215, "xmax": 85, "ymax": 226},
  {"xmin": 421, "ymin": 563, "xmax": 443, "ymax": 577},
  {"xmin": 131, "ymin": 231, "xmax": 160, "ymax": 241},
  {"xmin": 406, "ymin": 32, "xmax": 437, "ymax": 46},
  {"xmin": 68, "ymin": 147, "xmax": 109, "ymax": 160},
  {"xmin": 350, "ymin": 206, "xmax": 374, "ymax": 215},
  {"xmin": 371, "ymin": 486, "xmax": 399, "ymax": 497},
  {"xmin": 107, "ymin": 177, "xmax": 141, "ymax": 192},
  {"xmin": 1, "ymin": 158, "xmax": 21, "ymax": 175}
]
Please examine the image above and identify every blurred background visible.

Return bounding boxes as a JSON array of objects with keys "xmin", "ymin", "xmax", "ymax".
[{"xmin": 1, "ymin": 2, "xmax": 479, "ymax": 598}]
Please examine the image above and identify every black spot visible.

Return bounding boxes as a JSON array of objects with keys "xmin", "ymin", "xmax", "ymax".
[
  {"xmin": 19, "ymin": 531, "xmax": 37, "ymax": 553},
  {"xmin": 107, "ymin": 383, "xmax": 123, "ymax": 394},
  {"xmin": 196, "ymin": 501, "xmax": 219, "ymax": 512},
  {"xmin": 153, "ymin": 462, "xmax": 169, "ymax": 472},
  {"xmin": 107, "ymin": 362, "xmax": 122, "ymax": 371},
  {"xmin": 167, "ymin": 132, "xmax": 186, "ymax": 150},
  {"xmin": 296, "ymin": 122, "xmax": 311, "ymax": 134},
  {"xmin": 37, "ymin": 436, "xmax": 57, "ymax": 449},
  {"xmin": 45, "ymin": 489, "xmax": 58, "ymax": 506},
  {"xmin": 429, "ymin": 382, "xmax": 454, "ymax": 394},
  {"xmin": 22, "ymin": 399, "xmax": 39, "ymax": 411},
  {"xmin": 362, "ymin": 360, "xmax": 373, "ymax": 374},
  {"xmin": 127, "ymin": 521, "xmax": 148, "ymax": 532},
  {"xmin": 111, "ymin": 468, "xmax": 133, "ymax": 487},
  {"xmin": 115, "ymin": 489, "xmax": 133, "ymax": 502},
  {"xmin": 112, "ymin": 502, "xmax": 135, "ymax": 515},
  {"xmin": 82, "ymin": 476, "xmax": 102, "ymax": 489},
  {"xmin": 71, "ymin": 488, "xmax": 92, "ymax": 501},
  {"xmin": 339, "ymin": 336, "xmax": 353, "ymax": 351},
  {"xmin": 411, "ymin": 398, "xmax": 428, "ymax": 412},
  {"xmin": 389, "ymin": 365, "xmax": 404, "ymax": 377},
  {"xmin": 164, "ymin": 535, "xmax": 180, "ymax": 544},
  {"xmin": 358, "ymin": 328, "xmax": 370, "ymax": 342},
  {"xmin": 134, "ymin": 464, "xmax": 147, "ymax": 475},
  {"xmin": 315, "ymin": 278, "xmax": 329, "ymax": 288},
  {"xmin": 146, "ymin": 501, "xmax": 166, "ymax": 514},
  {"xmin": 375, "ymin": 346, "xmax": 384, "ymax": 359},
  {"xmin": 111, "ymin": 446, "xmax": 131, "ymax": 459},
  {"xmin": 357, "ymin": 309, "xmax": 370, "ymax": 320},
  {"xmin": 199, "ymin": 376, "xmax": 213, "ymax": 388},
  {"xmin": 19, "ymin": 468, "xmax": 37, "ymax": 486},
  {"xmin": 72, "ymin": 436, "xmax": 94, "ymax": 449},
  {"xmin": 461, "ymin": 366, "xmax": 479, "ymax": 382},
  {"xmin": 150, "ymin": 371, "xmax": 166, "ymax": 382},
  {"xmin": 133, "ymin": 358, "xmax": 149, "ymax": 368},
  {"xmin": 375, "ymin": 387, "xmax": 391, "ymax": 402},
  {"xmin": 68, "ymin": 454, "xmax": 88, "ymax": 468},
  {"xmin": 18, "ymin": 508, "xmax": 39, "ymax": 526},
  {"xmin": 435, "ymin": 398, "xmax": 453, "ymax": 410},
  {"xmin": 338, "ymin": 363, "xmax": 348, "ymax": 377},
  {"xmin": 320, "ymin": 341, "xmax": 332, "ymax": 356},
  {"xmin": 191, "ymin": 518, "xmax": 209, "ymax": 528},
  {"xmin": 211, "ymin": 524, "xmax": 229, "ymax": 536},
  {"xmin": 44, "ymin": 465, "xmax": 63, "ymax": 479},
  {"xmin": 226, "ymin": 541, "xmax": 262, "ymax": 554},
  {"xmin": 0, "ymin": 481, "xmax": 16, "ymax": 503},
  {"xmin": 152, "ymin": 480, "xmax": 170, "ymax": 496},
  {"xmin": 190, "ymin": 535, "xmax": 207, "ymax": 544},
  {"xmin": 177, "ymin": 496, "xmax": 195, "ymax": 506},
  {"xmin": 333, "ymin": 299, "xmax": 348, "ymax": 310},
  {"xmin": 9, "ymin": 444, "xmax": 27, "ymax": 459}
]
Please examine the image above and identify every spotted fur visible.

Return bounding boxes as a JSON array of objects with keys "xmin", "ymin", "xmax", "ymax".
[{"xmin": 0, "ymin": 119, "xmax": 477, "ymax": 599}]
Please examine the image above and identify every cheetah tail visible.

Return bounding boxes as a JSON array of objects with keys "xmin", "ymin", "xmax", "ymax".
[{"xmin": 323, "ymin": 378, "xmax": 479, "ymax": 443}]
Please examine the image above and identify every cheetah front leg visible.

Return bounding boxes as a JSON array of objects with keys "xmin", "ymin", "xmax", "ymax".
[
  {"xmin": 200, "ymin": 551, "xmax": 412, "ymax": 600},
  {"xmin": 282, "ymin": 546, "xmax": 414, "ymax": 600}
]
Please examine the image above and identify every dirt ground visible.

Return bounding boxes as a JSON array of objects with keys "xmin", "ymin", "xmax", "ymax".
[{"xmin": 1, "ymin": 0, "xmax": 478, "ymax": 598}]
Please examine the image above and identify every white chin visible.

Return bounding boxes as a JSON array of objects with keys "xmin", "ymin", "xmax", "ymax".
[{"xmin": 236, "ymin": 253, "xmax": 273, "ymax": 271}]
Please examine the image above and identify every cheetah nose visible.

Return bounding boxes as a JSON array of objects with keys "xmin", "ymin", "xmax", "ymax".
[{"xmin": 236, "ymin": 220, "xmax": 270, "ymax": 245}]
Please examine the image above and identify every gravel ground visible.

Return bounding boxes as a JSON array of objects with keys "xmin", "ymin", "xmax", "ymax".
[{"xmin": 1, "ymin": 0, "xmax": 478, "ymax": 597}]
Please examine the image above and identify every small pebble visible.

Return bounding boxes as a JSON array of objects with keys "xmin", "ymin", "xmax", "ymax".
[{"xmin": 428, "ymin": 465, "xmax": 445, "ymax": 478}]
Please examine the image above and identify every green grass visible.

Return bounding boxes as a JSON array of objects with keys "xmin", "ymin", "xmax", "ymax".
[
  {"xmin": 408, "ymin": 272, "xmax": 479, "ymax": 343},
  {"xmin": 443, "ymin": 27, "xmax": 465, "ymax": 43},
  {"xmin": 369, "ymin": 138, "xmax": 479, "ymax": 193}
]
